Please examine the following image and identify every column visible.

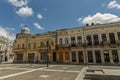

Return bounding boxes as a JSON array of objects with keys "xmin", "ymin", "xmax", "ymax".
[
  {"xmin": 93, "ymin": 50, "xmax": 96, "ymax": 64},
  {"xmin": 76, "ymin": 51, "xmax": 79, "ymax": 63},
  {"xmin": 83, "ymin": 50, "xmax": 86, "ymax": 64},
  {"xmin": 109, "ymin": 50, "xmax": 113, "ymax": 64},
  {"xmin": 117, "ymin": 50, "xmax": 120, "ymax": 63},
  {"xmin": 101, "ymin": 50, "xmax": 105, "ymax": 64}
]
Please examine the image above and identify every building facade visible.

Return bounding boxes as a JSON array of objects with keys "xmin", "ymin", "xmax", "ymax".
[
  {"xmin": 0, "ymin": 36, "xmax": 13, "ymax": 62},
  {"xmin": 13, "ymin": 22, "xmax": 120, "ymax": 64},
  {"xmin": 13, "ymin": 26, "xmax": 57, "ymax": 63}
]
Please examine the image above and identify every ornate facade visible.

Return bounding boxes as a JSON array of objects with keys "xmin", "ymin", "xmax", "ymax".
[{"xmin": 13, "ymin": 22, "xmax": 120, "ymax": 64}]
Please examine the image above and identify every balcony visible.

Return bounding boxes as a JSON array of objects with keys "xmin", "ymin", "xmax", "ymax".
[
  {"xmin": 13, "ymin": 48, "xmax": 25, "ymax": 51},
  {"xmin": 57, "ymin": 44, "xmax": 70, "ymax": 48}
]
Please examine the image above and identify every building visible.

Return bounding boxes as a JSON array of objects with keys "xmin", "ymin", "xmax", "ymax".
[
  {"xmin": 13, "ymin": 26, "xmax": 57, "ymax": 63},
  {"xmin": 13, "ymin": 22, "xmax": 120, "ymax": 64},
  {"xmin": 0, "ymin": 36, "xmax": 13, "ymax": 62}
]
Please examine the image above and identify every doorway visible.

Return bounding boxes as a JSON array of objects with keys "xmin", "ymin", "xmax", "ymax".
[{"xmin": 53, "ymin": 52, "xmax": 56, "ymax": 62}]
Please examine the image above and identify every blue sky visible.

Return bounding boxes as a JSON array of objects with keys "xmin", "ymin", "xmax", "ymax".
[{"xmin": 0, "ymin": 0, "xmax": 120, "ymax": 41}]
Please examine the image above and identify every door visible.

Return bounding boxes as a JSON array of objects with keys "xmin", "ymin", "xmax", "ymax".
[
  {"xmin": 78, "ymin": 51, "xmax": 84, "ymax": 63},
  {"xmin": 87, "ymin": 51, "xmax": 93, "ymax": 63},
  {"xmin": 53, "ymin": 52, "xmax": 56, "ymax": 62},
  {"xmin": 59, "ymin": 52, "xmax": 63, "ymax": 62},
  {"xmin": 95, "ymin": 51, "xmax": 101, "ymax": 63},
  {"xmin": 104, "ymin": 52, "xmax": 110, "ymax": 63},
  {"xmin": 28, "ymin": 53, "xmax": 35, "ymax": 63}
]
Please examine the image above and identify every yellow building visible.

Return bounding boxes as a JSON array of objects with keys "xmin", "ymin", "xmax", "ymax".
[
  {"xmin": 13, "ymin": 26, "xmax": 57, "ymax": 63},
  {"xmin": 13, "ymin": 22, "xmax": 120, "ymax": 64}
]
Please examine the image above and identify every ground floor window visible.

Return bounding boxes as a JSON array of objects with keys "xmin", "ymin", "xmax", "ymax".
[
  {"xmin": 87, "ymin": 51, "xmax": 93, "ymax": 63},
  {"xmin": 95, "ymin": 51, "xmax": 101, "ymax": 63},
  {"xmin": 71, "ymin": 51, "xmax": 76, "ymax": 62},
  {"xmin": 17, "ymin": 54, "xmax": 23, "ymax": 61},
  {"xmin": 112, "ymin": 50, "xmax": 119, "ymax": 62},
  {"xmin": 78, "ymin": 51, "xmax": 83, "ymax": 63}
]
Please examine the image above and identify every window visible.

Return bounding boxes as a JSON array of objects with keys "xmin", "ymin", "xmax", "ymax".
[
  {"xmin": 17, "ymin": 54, "xmax": 23, "ymax": 61},
  {"xmin": 109, "ymin": 33, "xmax": 116, "ymax": 44},
  {"xmin": 112, "ymin": 50, "xmax": 119, "ymax": 62},
  {"xmin": 18, "ymin": 44, "xmax": 20, "ymax": 49},
  {"xmin": 65, "ymin": 38, "xmax": 69, "ymax": 44},
  {"xmin": 71, "ymin": 51, "xmax": 76, "ymax": 62},
  {"xmin": 86, "ymin": 35, "xmax": 92, "ymax": 45},
  {"xmin": 22, "ymin": 44, "xmax": 24, "ymax": 49},
  {"xmin": 28, "ymin": 43, "xmax": 31, "ymax": 49},
  {"xmin": 101, "ymin": 34, "xmax": 107, "ymax": 41},
  {"xmin": 59, "ymin": 38, "xmax": 62, "ymax": 44},
  {"xmin": 93, "ymin": 35, "xmax": 99, "ymax": 45},
  {"xmin": 117, "ymin": 32, "xmax": 120, "ymax": 40},
  {"xmin": 77, "ymin": 36, "xmax": 82, "ymax": 44},
  {"xmin": 71, "ymin": 37, "xmax": 76, "ymax": 44},
  {"xmin": 87, "ymin": 51, "xmax": 93, "ymax": 63},
  {"xmin": 46, "ymin": 41, "xmax": 49, "ymax": 47},
  {"xmin": 40, "ymin": 42, "xmax": 44, "ymax": 47},
  {"xmin": 33, "ymin": 42, "xmax": 36, "ymax": 49}
]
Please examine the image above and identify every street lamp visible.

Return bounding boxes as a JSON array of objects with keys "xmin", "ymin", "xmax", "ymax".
[{"xmin": 46, "ymin": 41, "xmax": 50, "ymax": 67}]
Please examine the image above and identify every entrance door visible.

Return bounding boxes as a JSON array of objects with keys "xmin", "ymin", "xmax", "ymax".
[
  {"xmin": 95, "ymin": 51, "xmax": 101, "ymax": 63},
  {"xmin": 78, "ymin": 51, "xmax": 84, "ymax": 63},
  {"xmin": 104, "ymin": 52, "xmax": 110, "ymax": 63},
  {"xmin": 41, "ymin": 52, "xmax": 47, "ymax": 63},
  {"xmin": 59, "ymin": 52, "xmax": 63, "ymax": 62},
  {"xmin": 28, "ymin": 53, "xmax": 35, "ymax": 63},
  {"xmin": 87, "ymin": 51, "xmax": 93, "ymax": 63},
  {"xmin": 53, "ymin": 52, "xmax": 56, "ymax": 62}
]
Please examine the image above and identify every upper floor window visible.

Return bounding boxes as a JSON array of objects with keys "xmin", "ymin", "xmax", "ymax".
[
  {"xmin": 93, "ymin": 35, "xmax": 99, "ymax": 45},
  {"xmin": 109, "ymin": 33, "xmax": 116, "ymax": 44},
  {"xmin": 77, "ymin": 36, "xmax": 82, "ymax": 44},
  {"xmin": 33, "ymin": 42, "xmax": 36, "ymax": 49},
  {"xmin": 86, "ymin": 35, "xmax": 92, "ymax": 45},
  {"xmin": 40, "ymin": 42, "xmax": 44, "ymax": 47},
  {"xmin": 71, "ymin": 37, "xmax": 76, "ymax": 44},
  {"xmin": 117, "ymin": 32, "xmax": 120, "ymax": 40},
  {"xmin": 46, "ymin": 41, "xmax": 49, "ymax": 47},
  {"xmin": 18, "ymin": 44, "xmax": 20, "ymax": 49},
  {"xmin": 28, "ymin": 43, "xmax": 31, "ymax": 49},
  {"xmin": 65, "ymin": 38, "xmax": 69, "ymax": 44},
  {"xmin": 101, "ymin": 34, "xmax": 107, "ymax": 41},
  {"xmin": 59, "ymin": 38, "xmax": 62, "ymax": 44},
  {"xmin": 22, "ymin": 44, "xmax": 24, "ymax": 49}
]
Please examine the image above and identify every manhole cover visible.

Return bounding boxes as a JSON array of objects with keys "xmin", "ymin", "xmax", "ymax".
[
  {"xmin": 39, "ymin": 75, "xmax": 49, "ymax": 78},
  {"xmin": 62, "ymin": 67, "xmax": 68, "ymax": 69}
]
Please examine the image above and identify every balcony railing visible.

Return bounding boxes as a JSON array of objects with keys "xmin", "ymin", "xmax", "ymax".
[{"xmin": 57, "ymin": 44, "xmax": 70, "ymax": 48}]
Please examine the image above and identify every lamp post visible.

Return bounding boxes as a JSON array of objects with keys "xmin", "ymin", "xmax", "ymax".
[{"xmin": 46, "ymin": 41, "xmax": 50, "ymax": 67}]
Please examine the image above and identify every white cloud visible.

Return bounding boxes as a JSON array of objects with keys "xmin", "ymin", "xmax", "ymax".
[
  {"xmin": 0, "ymin": 26, "xmax": 15, "ymax": 41},
  {"xmin": 37, "ymin": 13, "xmax": 43, "ymax": 20},
  {"xmin": 78, "ymin": 18, "xmax": 82, "ymax": 22},
  {"xmin": 16, "ymin": 6, "xmax": 33, "ymax": 17},
  {"xmin": 33, "ymin": 23, "xmax": 44, "ymax": 30},
  {"xmin": 108, "ymin": 0, "xmax": 120, "ymax": 9},
  {"xmin": 80, "ymin": 13, "xmax": 120, "ymax": 24},
  {"xmin": 8, "ymin": 0, "xmax": 28, "ymax": 7}
]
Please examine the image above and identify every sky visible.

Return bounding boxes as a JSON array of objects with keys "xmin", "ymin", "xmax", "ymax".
[{"xmin": 0, "ymin": 0, "xmax": 120, "ymax": 42}]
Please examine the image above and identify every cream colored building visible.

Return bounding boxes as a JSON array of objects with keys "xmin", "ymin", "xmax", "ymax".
[{"xmin": 57, "ymin": 22, "xmax": 120, "ymax": 64}]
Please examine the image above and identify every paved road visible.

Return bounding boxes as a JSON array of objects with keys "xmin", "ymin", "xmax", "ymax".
[
  {"xmin": 0, "ymin": 64, "xmax": 120, "ymax": 80},
  {"xmin": 0, "ymin": 64, "xmax": 84, "ymax": 80}
]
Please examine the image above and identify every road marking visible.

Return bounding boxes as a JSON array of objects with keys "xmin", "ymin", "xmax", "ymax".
[
  {"xmin": 43, "ymin": 69, "xmax": 80, "ymax": 73},
  {"xmin": 0, "ymin": 67, "xmax": 46, "ymax": 80},
  {"xmin": 75, "ymin": 67, "xmax": 88, "ymax": 80}
]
